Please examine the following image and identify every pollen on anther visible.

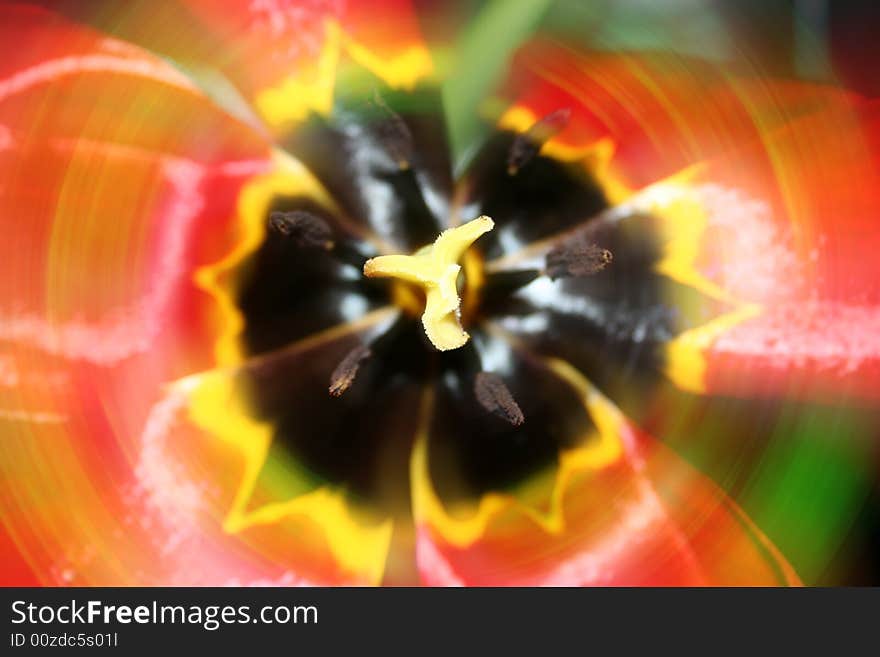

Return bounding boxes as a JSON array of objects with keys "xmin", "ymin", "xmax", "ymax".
[
  {"xmin": 546, "ymin": 241, "xmax": 612, "ymax": 280},
  {"xmin": 329, "ymin": 344, "xmax": 372, "ymax": 397},
  {"xmin": 269, "ymin": 210, "xmax": 334, "ymax": 250},
  {"xmin": 507, "ymin": 107, "xmax": 572, "ymax": 175},
  {"xmin": 474, "ymin": 372, "xmax": 524, "ymax": 426}
]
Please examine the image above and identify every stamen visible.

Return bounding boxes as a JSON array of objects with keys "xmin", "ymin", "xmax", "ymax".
[
  {"xmin": 269, "ymin": 210, "xmax": 334, "ymax": 250},
  {"xmin": 363, "ymin": 216, "xmax": 494, "ymax": 351},
  {"xmin": 546, "ymin": 241, "xmax": 612, "ymax": 280},
  {"xmin": 474, "ymin": 372, "xmax": 524, "ymax": 426},
  {"xmin": 329, "ymin": 344, "xmax": 372, "ymax": 397},
  {"xmin": 372, "ymin": 90, "xmax": 414, "ymax": 170},
  {"xmin": 507, "ymin": 107, "xmax": 572, "ymax": 175}
]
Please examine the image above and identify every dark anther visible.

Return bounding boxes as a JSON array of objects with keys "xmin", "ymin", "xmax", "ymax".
[
  {"xmin": 474, "ymin": 372, "xmax": 525, "ymax": 426},
  {"xmin": 269, "ymin": 211, "xmax": 334, "ymax": 249},
  {"xmin": 546, "ymin": 240, "xmax": 612, "ymax": 280},
  {"xmin": 372, "ymin": 90, "xmax": 414, "ymax": 170},
  {"xmin": 329, "ymin": 344, "xmax": 373, "ymax": 397},
  {"xmin": 507, "ymin": 107, "xmax": 572, "ymax": 175}
]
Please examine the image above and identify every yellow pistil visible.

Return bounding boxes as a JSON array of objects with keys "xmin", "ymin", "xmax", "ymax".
[{"xmin": 363, "ymin": 216, "xmax": 494, "ymax": 351}]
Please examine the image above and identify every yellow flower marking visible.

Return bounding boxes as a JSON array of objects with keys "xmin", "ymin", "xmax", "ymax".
[
  {"xmin": 363, "ymin": 216, "xmax": 495, "ymax": 351},
  {"xmin": 497, "ymin": 104, "xmax": 630, "ymax": 206},
  {"xmin": 638, "ymin": 174, "xmax": 765, "ymax": 394},
  {"xmin": 665, "ymin": 304, "xmax": 762, "ymax": 392},
  {"xmin": 194, "ymin": 150, "xmax": 338, "ymax": 367},
  {"xmin": 410, "ymin": 352, "xmax": 626, "ymax": 548},
  {"xmin": 187, "ymin": 151, "xmax": 397, "ymax": 583},
  {"xmin": 180, "ymin": 357, "xmax": 393, "ymax": 584},
  {"xmin": 255, "ymin": 19, "xmax": 433, "ymax": 129}
]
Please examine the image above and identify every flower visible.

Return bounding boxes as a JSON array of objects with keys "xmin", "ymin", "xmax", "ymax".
[{"xmin": 1, "ymin": 1, "xmax": 878, "ymax": 586}]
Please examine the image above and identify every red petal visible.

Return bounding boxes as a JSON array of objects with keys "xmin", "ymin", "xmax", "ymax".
[
  {"xmin": 414, "ymin": 359, "xmax": 798, "ymax": 586},
  {"xmin": 0, "ymin": 511, "xmax": 40, "ymax": 585}
]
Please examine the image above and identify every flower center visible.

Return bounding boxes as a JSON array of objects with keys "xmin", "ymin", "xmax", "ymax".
[
  {"xmin": 363, "ymin": 216, "xmax": 494, "ymax": 351},
  {"xmin": 222, "ymin": 92, "xmax": 625, "ymax": 514}
]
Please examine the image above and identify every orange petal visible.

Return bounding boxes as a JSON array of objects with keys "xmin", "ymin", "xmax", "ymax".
[
  {"xmin": 496, "ymin": 42, "xmax": 880, "ymax": 402},
  {"xmin": 0, "ymin": 4, "xmax": 272, "ymax": 375},
  {"xmin": 0, "ymin": 5, "xmax": 280, "ymax": 583},
  {"xmin": 499, "ymin": 41, "xmax": 865, "ymax": 193},
  {"xmin": 657, "ymin": 103, "xmax": 880, "ymax": 401},
  {"xmin": 181, "ymin": 0, "xmax": 433, "ymax": 130}
]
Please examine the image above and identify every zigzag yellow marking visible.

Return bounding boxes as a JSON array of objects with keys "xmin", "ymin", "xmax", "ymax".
[
  {"xmin": 182, "ymin": 366, "xmax": 393, "ymax": 584},
  {"xmin": 188, "ymin": 152, "xmax": 398, "ymax": 583},
  {"xmin": 483, "ymin": 162, "xmax": 703, "ymax": 273},
  {"xmin": 665, "ymin": 303, "xmax": 762, "ymax": 394},
  {"xmin": 484, "ymin": 160, "xmax": 763, "ymax": 394},
  {"xmin": 194, "ymin": 150, "xmax": 339, "ymax": 366},
  {"xmin": 498, "ymin": 104, "xmax": 630, "ymax": 205},
  {"xmin": 255, "ymin": 19, "xmax": 433, "ymax": 129},
  {"xmin": 642, "ymin": 179, "xmax": 764, "ymax": 393},
  {"xmin": 410, "ymin": 353, "xmax": 626, "ymax": 548}
]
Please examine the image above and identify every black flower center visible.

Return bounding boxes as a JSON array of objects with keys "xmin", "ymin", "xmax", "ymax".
[{"xmin": 229, "ymin": 82, "xmax": 692, "ymax": 514}]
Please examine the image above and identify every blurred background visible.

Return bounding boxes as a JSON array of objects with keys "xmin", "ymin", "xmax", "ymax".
[
  {"xmin": 420, "ymin": 0, "xmax": 880, "ymax": 92},
  {"xmin": 25, "ymin": 0, "xmax": 880, "ymax": 94}
]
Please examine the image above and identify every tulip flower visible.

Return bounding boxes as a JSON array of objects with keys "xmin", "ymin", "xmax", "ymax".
[{"xmin": 1, "ymin": 1, "xmax": 878, "ymax": 586}]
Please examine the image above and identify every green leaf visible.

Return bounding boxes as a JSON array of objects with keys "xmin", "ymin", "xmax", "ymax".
[
  {"xmin": 741, "ymin": 406, "xmax": 875, "ymax": 584},
  {"xmin": 442, "ymin": 0, "xmax": 554, "ymax": 171}
]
